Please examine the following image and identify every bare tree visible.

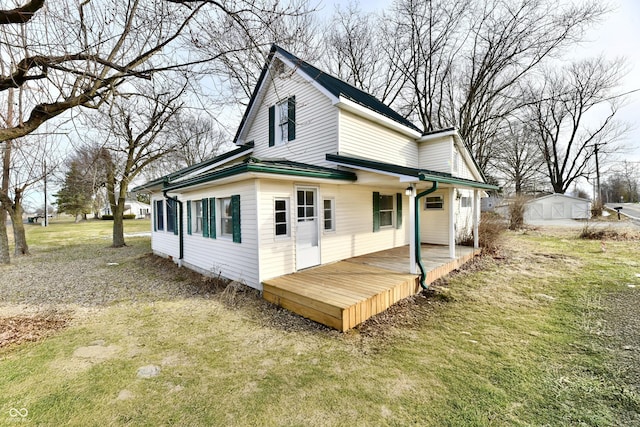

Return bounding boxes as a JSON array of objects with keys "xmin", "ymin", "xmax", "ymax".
[
  {"xmin": 0, "ymin": 0, "xmax": 208, "ymax": 143},
  {"xmin": 381, "ymin": 0, "xmax": 608, "ymax": 171},
  {"xmin": 0, "ymin": 0, "xmax": 43, "ymax": 25},
  {"xmin": 490, "ymin": 121, "xmax": 544, "ymax": 195},
  {"xmin": 178, "ymin": 0, "xmax": 320, "ymax": 108},
  {"xmin": 601, "ymin": 161, "xmax": 639, "ymax": 203},
  {"xmin": 528, "ymin": 57, "xmax": 628, "ymax": 194},
  {"xmin": 87, "ymin": 81, "xmax": 187, "ymax": 247},
  {"xmin": 322, "ymin": 2, "xmax": 403, "ymax": 104}
]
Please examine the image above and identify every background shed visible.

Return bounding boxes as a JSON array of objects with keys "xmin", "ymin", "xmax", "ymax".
[{"xmin": 524, "ymin": 194, "xmax": 591, "ymax": 221}]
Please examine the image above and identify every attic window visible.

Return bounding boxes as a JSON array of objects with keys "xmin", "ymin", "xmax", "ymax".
[
  {"xmin": 269, "ymin": 97, "xmax": 296, "ymax": 146},
  {"xmin": 278, "ymin": 99, "xmax": 289, "ymax": 143}
]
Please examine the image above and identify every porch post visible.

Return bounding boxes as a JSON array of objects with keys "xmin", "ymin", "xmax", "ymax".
[
  {"xmin": 449, "ymin": 187, "xmax": 456, "ymax": 258},
  {"xmin": 409, "ymin": 186, "xmax": 417, "ymax": 274},
  {"xmin": 473, "ymin": 189, "xmax": 479, "ymax": 249}
]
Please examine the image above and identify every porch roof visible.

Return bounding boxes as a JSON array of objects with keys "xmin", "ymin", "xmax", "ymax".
[
  {"xmin": 162, "ymin": 158, "xmax": 357, "ymax": 192},
  {"xmin": 326, "ymin": 153, "xmax": 499, "ymax": 191}
]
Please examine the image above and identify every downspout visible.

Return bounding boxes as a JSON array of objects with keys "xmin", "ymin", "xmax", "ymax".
[
  {"xmin": 415, "ymin": 179, "xmax": 438, "ymax": 289},
  {"xmin": 163, "ymin": 191, "xmax": 184, "ymax": 261}
]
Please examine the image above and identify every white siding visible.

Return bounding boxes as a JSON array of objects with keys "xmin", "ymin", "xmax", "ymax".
[
  {"xmin": 339, "ymin": 110, "xmax": 419, "ymax": 167},
  {"xmin": 455, "ymin": 146, "xmax": 479, "ymax": 181},
  {"xmin": 245, "ymin": 72, "xmax": 338, "ymax": 167},
  {"xmin": 418, "ymin": 136, "xmax": 452, "ymax": 174},
  {"xmin": 256, "ymin": 180, "xmax": 410, "ymax": 281},
  {"xmin": 257, "ymin": 180, "xmax": 296, "ymax": 281},
  {"xmin": 179, "ymin": 180, "xmax": 260, "ymax": 289},
  {"xmin": 320, "ymin": 185, "xmax": 410, "ymax": 264},
  {"xmin": 420, "ymin": 189, "xmax": 450, "ymax": 245}
]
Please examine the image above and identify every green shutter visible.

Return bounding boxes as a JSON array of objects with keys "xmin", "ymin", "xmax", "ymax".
[
  {"xmin": 209, "ymin": 197, "xmax": 216, "ymax": 239},
  {"xmin": 186, "ymin": 201, "xmax": 192, "ymax": 235},
  {"xmin": 231, "ymin": 195, "xmax": 241, "ymax": 243},
  {"xmin": 373, "ymin": 192, "xmax": 380, "ymax": 232},
  {"xmin": 202, "ymin": 198, "xmax": 209, "ymax": 238},
  {"xmin": 288, "ymin": 96, "xmax": 296, "ymax": 141},
  {"xmin": 268, "ymin": 105, "xmax": 275, "ymax": 147},
  {"xmin": 396, "ymin": 193, "xmax": 402, "ymax": 229}
]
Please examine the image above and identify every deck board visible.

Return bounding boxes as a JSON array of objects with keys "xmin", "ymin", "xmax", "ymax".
[{"xmin": 263, "ymin": 244, "xmax": 480, "ymax": 331}]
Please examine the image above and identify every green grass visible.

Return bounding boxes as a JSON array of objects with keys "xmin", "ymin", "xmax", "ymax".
[
  {"xmin": 0, "ymin": 222, "xmax": 639, "ymax": 425},
  {"xmin": 21, "ymin": 216, "xmax": 151, "ymax": 249}
]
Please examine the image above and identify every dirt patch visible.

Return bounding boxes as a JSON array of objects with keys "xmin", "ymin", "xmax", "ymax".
[{"xmin": 0, "ymin": 312, "xmax": 70, "ymax": 349}]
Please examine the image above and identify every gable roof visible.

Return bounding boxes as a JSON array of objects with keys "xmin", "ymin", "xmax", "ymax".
[{"xmin": 234, "ymin": 44, "xmax": 422, "ymax": 144}]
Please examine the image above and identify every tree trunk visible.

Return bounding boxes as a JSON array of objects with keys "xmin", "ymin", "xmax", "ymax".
[
  {"xmin": 0, "ymin": 208, "xmax": 10, "ymax": 264},
  {"xmin": 111, "ymin": 198, "xmax": 126, "ymax": 247},
  {"xmin": 10, "ymin": 188, "xmax": 29, "ymax": 256}
]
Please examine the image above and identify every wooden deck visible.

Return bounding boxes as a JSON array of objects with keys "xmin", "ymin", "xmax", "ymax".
[{"xmin": 263, "ymin": 245, "xmax": 479, "ymax": 331}]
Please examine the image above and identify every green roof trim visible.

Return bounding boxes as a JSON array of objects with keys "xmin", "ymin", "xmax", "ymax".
[
  {"xmin": 326, "ymin": 154, "xmax": 499, "ymax": 191},
  {"xmin": 162, "ymin": 159, "xmax": 357, "ymax": 192},
  {"xmin": 132, "ymin": 143, "xmax": 254, "ymax": 192}
]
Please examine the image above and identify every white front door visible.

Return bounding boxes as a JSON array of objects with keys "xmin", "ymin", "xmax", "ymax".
[{"xmin": 296, "ymin": 187, "xmax": 320, "ymax": 270}]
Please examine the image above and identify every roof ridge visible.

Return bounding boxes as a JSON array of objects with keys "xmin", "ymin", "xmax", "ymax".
[{"xmin": 271, "ymin": 45, "xmax": 422, "ymax": 133}]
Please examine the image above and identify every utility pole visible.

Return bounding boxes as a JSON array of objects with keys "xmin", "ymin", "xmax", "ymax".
[{"xmin": 591, "ymin": 143, "xmax": 602, "ymax": 212}]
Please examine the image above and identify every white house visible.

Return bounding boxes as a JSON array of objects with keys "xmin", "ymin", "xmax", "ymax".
[
  {"xmin": 524, "ymin": 193, "xmax": 591, "ymax": 221},
  {"xmin": 101, "ymin": 199, "xmax": 151, "ymax": 219},
  {"xmin": 134, "ymin": 45, "xmax": 497, "ymax": 291}
]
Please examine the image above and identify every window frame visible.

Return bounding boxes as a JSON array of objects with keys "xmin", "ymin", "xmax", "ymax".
[
  {"xmin": 323, "ymin": 198, "xmax": 335, "ymax": 232},
  {"xmin": 155, "ymin": 200, "xmax": 164, "ymax": 231},
  {"xmin": 425, "ymin": 195, "xmax": 444, "ymax": 210},
  {"xmin": 460, "ymin": 196, "xmax": 472, "ymax": 208},
  {"xmin": 219, "ymin": 197, "xmax": 233, "ymax": 238},
  {"xmin": 193, "ymin": 200, "xmax": 203, "ymax": 234},
  {"xmin": 276, "ymin": 99, "xmax": 289, "ymax": 145},
  {"xmin": 166, "ymin": 199, "xmax": 177, "ymax": 234},
  {"xmin": 378, "ymin": 194, "xmax": 394, "ymax": 228},
  {"xmin": 274, "ymin": 198, "xmax": 290, "ymax": 238}
]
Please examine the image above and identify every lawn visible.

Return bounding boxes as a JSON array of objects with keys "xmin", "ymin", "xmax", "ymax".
[{"xmin": 0, "ymin": 219, "xmax": 639, "ymax": 426}]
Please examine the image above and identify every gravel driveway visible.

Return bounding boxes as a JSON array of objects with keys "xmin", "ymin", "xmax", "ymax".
[{"xmin": 0, "ymin": 240, "xmax": 210, "ymax": 312}]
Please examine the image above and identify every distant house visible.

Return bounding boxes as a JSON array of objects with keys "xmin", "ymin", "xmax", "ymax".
[
  {"xmin": 134, "ymin": 45, "xmax": 497, "ymax": 291},
  {"xmin": 102, "ymin": 199, "xmax": 150, "ymax": 219},
  {"xmin": 524, "ymin": 193, "xmax": 591, "ymax": 221}
]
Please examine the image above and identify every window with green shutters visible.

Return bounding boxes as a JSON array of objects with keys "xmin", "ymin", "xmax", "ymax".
[
  {"xmin": 269, "ymin": 96, "xmax": 296, "ymax": 147},
  {"xmin": 187, "ymin": 200, "xmax": 204, "ymax": 235},
  {"xmin": 373, "ymin": 193, "xmax": 400, "ymax": 231},
  {"xmin": 219, "ymin": 195, "xmax": 241, "ymax": 243}
]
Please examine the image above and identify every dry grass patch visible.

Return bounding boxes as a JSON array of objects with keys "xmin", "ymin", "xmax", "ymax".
[{"xmin": 0, "ymin": 312, "xmax": 70, "ymax": 349}]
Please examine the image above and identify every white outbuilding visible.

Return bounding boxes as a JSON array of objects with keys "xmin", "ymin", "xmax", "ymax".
[{"xmin": 524, "ymin": 193, "xmax": 591, "ymax": 221}]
